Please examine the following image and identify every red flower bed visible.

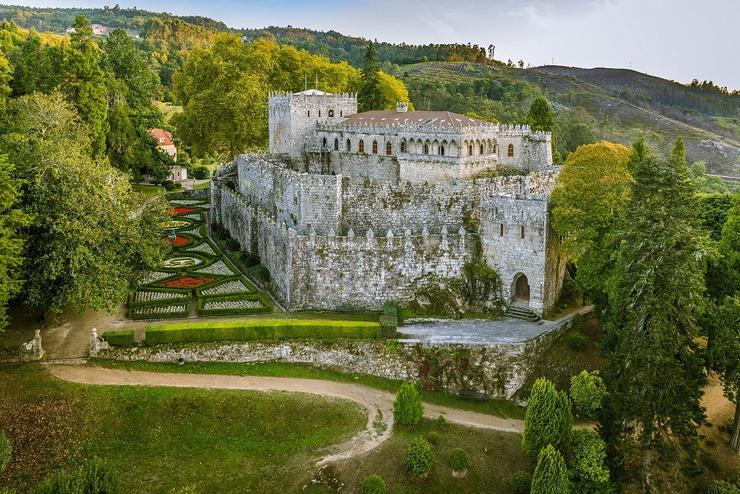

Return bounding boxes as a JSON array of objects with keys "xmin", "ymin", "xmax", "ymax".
[
  {"xmin": 164, "ymin": 207, "xmax": 195, "ymax": 214},
  {"xmin": 160, "ymin": 275, "xmax": 214, "ymax": 289},
  {"xmin": 162, "ymin": 235, "xmax": 191, "ymax": 247}
]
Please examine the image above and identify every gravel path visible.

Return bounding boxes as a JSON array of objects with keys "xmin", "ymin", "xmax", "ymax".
[{"xmin": 47, "ymin": 364, "xmax": 524, "ymax": 464}]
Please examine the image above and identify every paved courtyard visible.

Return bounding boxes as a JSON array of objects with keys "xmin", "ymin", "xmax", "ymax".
[{"xmin": 398, "ymin": 316, "xmax": 558, "ymax": 345}]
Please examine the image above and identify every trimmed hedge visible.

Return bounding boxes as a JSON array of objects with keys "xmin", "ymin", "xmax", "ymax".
[
  {"xmin": 101, "ymin": 330, "xmax": 135, "ymax": 347},
  {"xmin": 145, "ymin": 319, "xmax": 381, "ymax": 345}
]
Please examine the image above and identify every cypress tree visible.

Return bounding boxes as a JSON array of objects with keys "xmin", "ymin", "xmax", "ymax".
[
  {"xmin": 393, "ymin": 382, "xmax": 423, "ymax": 426},
  {"xmin": 522, "ymin": 378, "xmax": 572, "ymax": 461},
  {"xmin": 358, "ymin": 42, "xmax": 383, "ymax": 112},
  {"xmin": 531, "ymin": 444, "xmax": 569, "ymax": 494},
  {"xmin": 526, "ymin": 97, "xmax": 558, "ymax": 161},
  {"xmin": 601, "ymin": 139, "xmax": 707, "ymax": 490}
]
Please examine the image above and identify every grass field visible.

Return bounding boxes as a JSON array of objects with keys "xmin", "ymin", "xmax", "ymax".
[
  {"xmin": 96, "ymin": 360, "xmax": 526, "ymax": 419},
  {"xmin": 132, "ymin": 183, "xmax": 166, "ymax": 196},
  {"xmin": 0, "ymin": 365, "xmax": 365, "ymax": 493}
]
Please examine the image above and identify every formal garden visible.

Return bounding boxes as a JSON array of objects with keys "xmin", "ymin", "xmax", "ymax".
[{"xmin": 130, "ymin": 198, "xmax": 274, "ymax": 320}]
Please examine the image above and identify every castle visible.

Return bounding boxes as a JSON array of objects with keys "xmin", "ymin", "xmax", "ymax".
[{"xmin": 211, "ymin": 90, "xmax": 567, "ymax": 315}]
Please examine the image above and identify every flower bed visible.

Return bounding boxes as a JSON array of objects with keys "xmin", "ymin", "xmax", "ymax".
[
  {"xmin": 198, "ymin": 278, "xmax": 253, "ymax": 297},
  {"xmin": 183, "ymin": 241, "xmax": 217, "ymax": 257},
  {"xmin": 129, "ymin": 302, "xmax": 190, "ymax": 320},
  {"xmin": 161, "ymin": 255, "xmax": 205, "ymax": 270},
  {"xmin": 158, "ymin": 219, "xmax": 191, "ymax": 230},
  {"xmin": 194, "ymin": 260, "xmax": 237, "ymax": 276},
  {"xmin": 163, "ymin": 207, "xmax": 195, "ymax": 214},
  {"xmin": 132, "ymin": 289, "xmax": 190, "ymax": 304},
  {"xmin": 162, "ymin": 235, "xmax": 192, "ymax": 247},
  {"xmin": 139, "ymin": 271, "xmax": 177, "ymax": 285},
  {"xmin": 196, "ymin": 293, "xmax": 272, "ymax": 316},
  {"xmin": 160, "ymin": 275, "xmax": 214, "ymax": 289}
]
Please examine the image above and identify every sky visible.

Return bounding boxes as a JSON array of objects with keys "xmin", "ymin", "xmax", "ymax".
[{"xmin": 15, "ymin": 0, "xmax": 740, "ymax": 89}]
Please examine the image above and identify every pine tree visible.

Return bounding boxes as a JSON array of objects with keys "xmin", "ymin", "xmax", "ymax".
[
  {"xmin": 522, "ymin": 378, "xmax": 572, "ymax": 461},
  {"xmin": 358, "ymin": 42, "xmax": 383, "ymax": 112},
  {"xmin": 601, "ymin": 139, "xmax": 707, "ymax": 490},
  {"xmin": 531, "ymin": 444, "xmax": 569, "ymax": 494}
]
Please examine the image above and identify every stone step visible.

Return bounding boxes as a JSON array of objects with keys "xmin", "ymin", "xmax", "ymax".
[{"xmin": 505, "ymin": 305, "xmax": 540, "ymax": 322}]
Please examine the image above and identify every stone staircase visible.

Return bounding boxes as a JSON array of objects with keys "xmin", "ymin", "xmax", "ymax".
[{"xmin": 505, "ymin": 305, "xmax": 541, "ymax": 322}]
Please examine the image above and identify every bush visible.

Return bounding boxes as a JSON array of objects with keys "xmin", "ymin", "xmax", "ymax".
[
  {"xmin": 393, "ymin": 383, "xmax": 423, "ymax": 426},
  {"xmin": 378, "ymin": 315, "xmax": 398, "ymax": 338},
  {"xmin": 435, "ymin": 415, "xmax": 447, "ymax": 429},
  {"xmin": 449, "ymin": 448, "xmax": 469, "ymax": 471},
  {"xmin": 705, "ymin": 481, "xmax": 740, "ymax": 494},
  {"xmin": 360, "ymin": 474, "xmax": 386, "ymax": 494},
  {"xmin": 192, "ymin": 166, "xmax": 209, "ymax": 180},
  {"xmin": 35, "ymin": 458, "xmax": 118, "ymax": 494},
  {"xmin": 405, "ymin": 437, "xmax": 435, "ymax": 477},
  {"xmin": 522, "ymin": 378, "xmax": 572, "ymax": 461},
  {"xmin": 569, "ymin": 430, "xmax": 610, "ymax": 490},
  {"xmin": 570, "ymin": 370, "xmax": 608, "ymax": 418},
  {"xmin": 162, "ymin": 180, "xmax": 179, "ymax": 191},
  {"xmin": 531, "ymin": 445, "xmax": 569, "ymax": 494},
  {"xmin": 101, "ymin": 330, "xmax": 135, "ymax": 347},
  {"xmin": 145, "ymin": 319, "xmax": 380, "ymax": 345},
  {"xmin": 510, "ymin": 471, "xmax": 532, "ymax": 494},
  {"xmin": 426, "ymin": 431, "xmax": 441, "ymax": 445},
  {"xmin": 0, "ymin": 430, "xmax": 11, "ymax": 474},
  {"xmin": 382, "ymin": 301, "xmax": 398, "ymax": 317},
  {"xmin": 567, "ymin": 333, "xmax": 587, "ymax": 351}
]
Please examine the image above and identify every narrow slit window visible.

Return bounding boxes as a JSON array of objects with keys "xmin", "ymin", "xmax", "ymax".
[{"xmin": 520, "ymin": 226, "xmax": 525, "ymax": 239}]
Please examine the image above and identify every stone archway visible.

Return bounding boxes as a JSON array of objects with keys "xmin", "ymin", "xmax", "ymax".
[{"xmin": 512, "ymin": 273, "xmax": 530, "ymax": 306}]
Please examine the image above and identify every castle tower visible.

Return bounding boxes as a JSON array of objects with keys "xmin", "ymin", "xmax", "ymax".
[{"xmin": 268, "ymin": 90, "xmax": 357, "ymax": 158}]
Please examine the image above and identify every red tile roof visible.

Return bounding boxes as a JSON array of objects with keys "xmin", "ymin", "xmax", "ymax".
[
  {"xmin": 148, "ymin": 128, "xmax": 174, "ymax": 146},
  {"xmin": 339, "ymin": 110, "xmax": 488, "ymax": 128}
]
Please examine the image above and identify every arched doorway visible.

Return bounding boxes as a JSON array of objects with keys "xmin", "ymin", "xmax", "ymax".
[{"xmin": 512, "ymin": 273, "xmax": 530, "ymax": 306}]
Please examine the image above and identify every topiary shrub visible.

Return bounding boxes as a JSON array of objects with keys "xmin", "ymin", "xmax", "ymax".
[
  {"xmin": 360, "ymin": 474, "xmax": 386, "ymax": 494},
  {"xmin": 567, "ymin": 333, "xmax": 587, "ymax": 351},
  {"xmin": 426, "ymin": 431, "xmax": 441, "ymax": 445},
  {"xmin": 531, "ymin": 444, "xmax": 569, "ymax": 494},
  {"xmin": 568, "ymin": 430, "xmax": 610, "ymax": 491},
  {"xmin": 570, "ymin": 370, "xmax": 608, "ymax": 418},
  {"xmin": 522, "ymin": 378, "xmax": 572, "ymax": 461},
  {"xmin": 405, "ymin": 437, "xmax": 435, "ymax": 477},
  {"xmin": 435, "ymin": 415, "xmax": 447, "ymax": 429},
  {"xmin": 393, "ymin": 383, "xmax": 423, "ymax": 426},
  {"xmin": 0, "ymin": 430, "xmax": 11, "ymax": 474},
  {"xmin": 510, "ymin": 470, "xmax": 532, "ymax": 494},
  {"xmin": 449, "ymin": 448, "xmax": 469, "ymax": 472},
  {"xmin": 35, "ymin": 458, "xmax": 118, "ymax": 494},
  {"xmin": 101, "ymin": 330, "xmax": 135, "ymax": 347}
]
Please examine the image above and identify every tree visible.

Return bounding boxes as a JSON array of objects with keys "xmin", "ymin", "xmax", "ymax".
[
  {"xmin": 550, "ymin": 141, "xmax": 632, "ymax": 305},
  {"xmin": 360, "ymin": 474, "xmax": 386, "ymax": 494},
  {"xmin": 449, "ymin": 448, "xmax": 470, "ymax": 472},
  {"xmin": 570, "ymin": 370, "xmax": 607, "ymax": 419},
  {"xmin": 102, "ymin": 28, "xmax": 160, "ymax": 115},
  {"xmin": 531, "ymin": 444, "xmax": 569, "ymax": 494},
  {"xmin": 405, "ymin": 436, "xmax": 435, "ymax": 477},
  {"xmin": 393, "ymin": 382, "xmax": 423, "ymax": 426},
  {"xmin": 527, "ymin": 97, "xmax": 555, "ymax": 132},
  {"xmin": 377, "ymin": 71, "xmax": 412, "ymax": 111},
  {"xmin": 0, "ymin": 155, "xmax": 29, "ymax": 331},
  {"xmin": 521, "ymin": 378, "xmax": 572, "ymax": 461},
  {"xmin": 0, "ymin": 429, "xmax": 10, "ymax": 474},
  {"xmin": 601, "ymin": 139, "xmax": 707, "ymax": 490},
  {"xmin": 358, "ymin": 42, "xmax": 383, "ymax": 112},
  {"xmin": 568, "ymin": 430, "xmax": 610, "ymax": 492}
]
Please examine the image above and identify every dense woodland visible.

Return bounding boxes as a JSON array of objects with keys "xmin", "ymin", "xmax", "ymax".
[{"xmin": 0, "ymin": 6, "xmax": 737, "ymax": 494}]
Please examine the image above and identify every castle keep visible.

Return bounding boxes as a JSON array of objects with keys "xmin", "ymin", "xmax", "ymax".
[{"xmin": 212, "ymin": 90, "xmax": 566, "ymax": 315}]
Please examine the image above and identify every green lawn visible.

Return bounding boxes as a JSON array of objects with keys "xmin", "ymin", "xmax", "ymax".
[
  {"xmin": 0, "ymin": 365, "xmax": 365, "ymax": 493},
  {"xmin": 96, "ymin": 360, "xmax": 526, "ymax": 420},
  {"xmin": 132, "ymin": 183, "xmax": 166, "ymax": 197}
]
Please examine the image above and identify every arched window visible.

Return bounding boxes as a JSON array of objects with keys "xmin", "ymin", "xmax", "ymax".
[
  {"xmin": 386, "ymin": 142, "xmax": 392, "ymax": 155},
  {"xmin": 500, "ymin": 224, "xmax": 504, "ymax": 236},
  {"xmin": 494, "ymin": 144, "xmax": 498, "ymax": 154},
  {"xmin": 480, "ymin": 143, "xmax": 484, "ymax": 155},
  {"xmin": 372, "ymin": 140, "xmax": 378, "ymax": 154},
  {"xmin": 359, "ymin": 140, "xmax": 365, "ymax": 153},
  {"xmin": 440, "ymin": 146, "xmax": 445, "ymax": 156},
  {"xmin": 508, "ymin": 144, "xmax": 514, "ymax": 157},
  {"xmin": 334, "ymin": 138, "xmax": 339, "ymax": 151},
  {"xmin": 322, "ymin": 137, "xmax": 327, "ymax": 148},
  {"xmin": 307, "ymin": 110, "xmax": 310, "ymax": 117},
  {"xmin": 520, "ymin": 226, "xmax": 525, "ymax": 239},
  {"xmin": 328, "ymin": 109, "xmax": 334, "ymax": 117},
  {"xmin": 400, "ymin": 140, "xmax": 407, "ymax": 153},
  {"xmin": 468, "ymin": 144, "xmax": 473, "ymax": 156},
  {"xmin": 423, "ymin": 142, "xmax": 429, "ymax": 154},
  {"xmin": 318, "ymin": 110, "xmax": 321, "ymax": 117},
  {"xmin": 346, "ymin": 139, "xmax": 351, "ymax": 152}
]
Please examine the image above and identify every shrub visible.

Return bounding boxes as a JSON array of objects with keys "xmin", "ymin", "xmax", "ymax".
[
  {"xmin": 378, "ymin": 315, "xmax": 398, "ymax": 338},
  {"xmin": 570, "ymin": 370, "xmax": 608, "ymax": 418},
  {"xmin": 531, "ymin": 444, "xmax": 569, "ymax": 494},
  {"xmin": 510, "ymin": 471, "xmax": 532, "ymax": 494},
  {"xmin": 145, "ymin": 319, "xmax": 380, "ymax": 345},
  {"xmin": 705, "ymin": 481, "xmax": 740, "ymax": 494},
  {"xmin": 405, "ymin": 437, "xmax": 435, "ymax": 477},
  {"xmin": 569, "ymin": 430, "xmax": 610, "ymax": 490},
  {"xmin": 162, "ymin": 180, "xmax": 179, "ymax": 191},
  {"xmin": 567, "ymin": 333, "xmax": 587, "ymax": 351},
  {"xmin": 434, "ymin": 415, "xmax": 447, "ymax": 429},
  {"xmin": 449, "ymin": 448, "xmax": 469, "ymax": 471},
  {"xmin": 35, "ymin": 458, "xmax": 118, "ymax": 494},
  {"xmin": 393, "ymin": 383, "xmax": 423, "ymax": 426},
  {"xmin": 522, "ymin": 378, "xmax": 572, "ymax": 461},
  {"xmin": 382, "ymin": 301, "xmax": 398, "ymax": 317},
  {"xmin": 360, "ymin": 474, "xmax": 386, "ymax": 494},
  {"xmin": 192, "ymin": 166, "xmax": 209, "ymax": 180},
  {"xmin": 426, "ymin": 431, "xmax": 441, "ymax": 445},
  {"xmin": 0, "ymin": 430, "xmax": 11, "ymax": 474},
  {"xmin": 101, "ymin": 330, "xmax": 135, "ymax": 347}
]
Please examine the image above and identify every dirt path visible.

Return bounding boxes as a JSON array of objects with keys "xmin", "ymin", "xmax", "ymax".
[{"xmin": 47, "ymin": 364, "xmax": 524, "ymax": 464}]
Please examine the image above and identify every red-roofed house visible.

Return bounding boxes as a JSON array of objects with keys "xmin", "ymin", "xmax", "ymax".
[{"xmin": 148, "ymin": 128, "xmax": 187, "ymax": 182}]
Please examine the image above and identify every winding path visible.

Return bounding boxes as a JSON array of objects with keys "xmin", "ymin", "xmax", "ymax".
[{"xmin": 47, "ymin": 364, "xmax": 524, "ymax": 464}]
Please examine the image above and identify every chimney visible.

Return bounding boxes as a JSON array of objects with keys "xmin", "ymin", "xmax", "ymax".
[{"xmin": 396, "ymin": 102, "xmax": 408, "ymax": 113}]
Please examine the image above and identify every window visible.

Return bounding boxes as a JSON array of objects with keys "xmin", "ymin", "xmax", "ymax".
[
  {"xmin": 468, "ymin": 144, "xmax": 473, "ymax": 156},
  {"xmin": 322, "ymin": 137, "xmax": 327, "ymax": 148},
  {"xmin": 318, "ymin": 110, "xmax": 321, "ymax": 117},
  {"xmin": 423, "ymin": 143, "xmax": 429, "ymax": 154},
  {"xmin": 400, "ymin": 140, "xmax": 407, "ymax": 153},
  {"xmin": 359, "ymin": 140, "xmax": 365, "ymax": 153},
  {"xmin": 440, "ymin": 146, "xmax": 445, "ymax": 156},
  {"xmin": 500, "ymin": 224, "xmax": 504, "ymax": 236},
  {"xmin": 346, "ymin": 139, "xmax": 351, "ymax": 152},
  {"xmin": 508, "ymin": 144, "xmax": 514, "ymax": 157},
  {"xmin": 494, "ymin": 144, "xmax": 498, "ymax": 154},
  {"xmin": 520, "ymin": 226, "xmax": 525, "ymax": 239},
  {"xmin": 340, "ymin": 110, "xmax": 343, "ymax": 117},
  {"xmin": 372, "ymin": 140, "xmax": 378, "ymax": 154},
  {"xmin": 480, "ymin": 143, "xmax": 484, "ymax": 154},
  {"xmin": 328, "ymin": 109, "xmax": 334, "ymax": 117},
  {"xmin": 386, "ymin": 142, "xmax": 392, "ymax": 155},
  {"xmin": 334, "ymin": 138, "xmax": 339, "ymax": 151},
  {"xmin": 307, "ymin": 110, "xmax": 310, "ymax": 117}
]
